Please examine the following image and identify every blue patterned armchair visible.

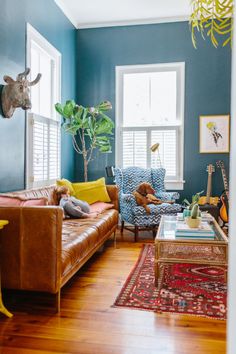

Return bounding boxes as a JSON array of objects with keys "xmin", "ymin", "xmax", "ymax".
[{"xmin": 114, "ymin": 167, "xmax": 182, "ymax": 241}]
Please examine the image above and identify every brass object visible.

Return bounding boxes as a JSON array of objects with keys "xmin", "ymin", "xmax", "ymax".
[
  {"xmin": 150, "ymin": 142, "xmax": 162, "ymax": 168},
  {"xmin": 150, "ymin": 143, "xmax": 159, "ymax": 152}
]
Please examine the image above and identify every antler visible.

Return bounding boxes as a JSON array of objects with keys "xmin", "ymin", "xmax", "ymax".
[
  {"xmin": 17, "ymin": 68, "xmax": 30, "ymax": 81},
  {"xmin": 28, "ymin": 73, "xmax": 42, "ymax": 86}
]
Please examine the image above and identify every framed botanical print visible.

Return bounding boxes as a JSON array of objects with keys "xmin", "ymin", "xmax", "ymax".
[{"xmin": 199, "ymin": 115, "xmax": 230, "ymax": 153}]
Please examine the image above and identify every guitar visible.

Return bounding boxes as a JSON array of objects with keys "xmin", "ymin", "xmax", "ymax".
[
  {"xmin": 216, "ymin": 160, "xmax": 229, "ymax": 224},
  {"xmin": 198, "ymin": 164, "xmax": 219, "ymax": 206}
]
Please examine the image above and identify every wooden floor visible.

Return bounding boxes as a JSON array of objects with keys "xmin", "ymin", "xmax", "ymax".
[{"xmin": 0, "ymin": 229, "xmax": 226, "ymax": 354}]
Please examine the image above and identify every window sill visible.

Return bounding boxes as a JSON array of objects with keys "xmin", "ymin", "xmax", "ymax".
[{"xmin": 165, "ymin": 180, "xmax": 185, "ymax": 191}]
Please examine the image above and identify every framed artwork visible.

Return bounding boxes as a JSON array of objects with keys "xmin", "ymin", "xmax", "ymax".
[{"xmin": 199, "ymin": 115, "xmax": 230, "ymax": 153}]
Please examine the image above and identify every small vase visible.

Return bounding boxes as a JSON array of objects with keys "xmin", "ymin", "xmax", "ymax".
[
  {"xmin": 183, "ymin": 209, "xmax": 191, "ymax": 218},
  {"xmin": 186, "ymin": 217, "xmax": 201, "ymax": 228}
]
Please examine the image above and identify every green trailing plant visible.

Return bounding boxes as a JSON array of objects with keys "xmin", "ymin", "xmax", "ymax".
[
  {"xmin": 191, "ymin": 203, "xmax": 200, "ymax": 219},
  {"xmin": 183, "ymin": 190, "xmax": 204, "ymax": 210},
  {"xmin": 190, "ymin": 0, "xmax": 233, "ymax": 48},
  {"xmin": 55, "ymin": 100, "xmax": 114, "ymax": 182}
]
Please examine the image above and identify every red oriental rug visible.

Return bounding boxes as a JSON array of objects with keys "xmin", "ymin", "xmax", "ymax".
[{"xmin": 113, "ymin": 244, "xmax": 227, "ymax": 320}]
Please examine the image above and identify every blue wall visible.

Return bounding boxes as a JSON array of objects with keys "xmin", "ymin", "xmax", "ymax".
[
  {"xmin": 0, "ymin": 0, "xmax": 76, "ymax": 192},
  {"xmin": 76, "ymin": 22, "xmax": 231, "ymax": 199}
]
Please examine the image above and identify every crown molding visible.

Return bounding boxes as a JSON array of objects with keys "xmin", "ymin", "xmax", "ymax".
[
  {"xmin": 54, "ymin": 1, "xmax": 189, "ymax": 30},
  {"xmin": 77, "ymin": 16, "xmax": 189, "ymax": 29},
  {"xmin": 54, "ymin": 0, "xmax": 78, "ymax": 28}
]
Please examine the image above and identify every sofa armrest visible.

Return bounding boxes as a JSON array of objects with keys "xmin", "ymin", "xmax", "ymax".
[
  {"xmin": 106, "ymin": 185, "xmax": 119, "ymax": 210},
  {"xmin": 0, "ymin": 206, "xmax": 63, "ymax": 293},
  {"xmin": 156, "ymin": 191, "xmax": 180, "ymax": 201}
]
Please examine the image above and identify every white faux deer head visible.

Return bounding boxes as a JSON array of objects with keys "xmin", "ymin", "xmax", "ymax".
[{"xmin": 1, "ymin": 68, "xmax": 41, "ymax": 118}]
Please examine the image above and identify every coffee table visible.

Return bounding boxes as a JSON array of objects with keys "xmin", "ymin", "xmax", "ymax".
[{"xmin": 154, "ymin": 215, "xmax": 228, "ymax": 287}]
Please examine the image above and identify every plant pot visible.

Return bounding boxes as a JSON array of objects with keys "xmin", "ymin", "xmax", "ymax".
[{"xmin": 186, "ymin": 217, "xmax": 201, "ymax": 228}]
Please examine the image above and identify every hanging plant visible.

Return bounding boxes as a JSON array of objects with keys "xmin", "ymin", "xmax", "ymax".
[{"xmin": 190, "ymin": 0, "xmax": 234, "ymax": 48}]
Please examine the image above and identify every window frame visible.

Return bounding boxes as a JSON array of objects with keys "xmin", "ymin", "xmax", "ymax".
[
  {"xmin": 115, "ymin": 62, "xmax": 185, "ymax": 190},
  {"xmin": 26, "ymin": 23, "xmax": 61, "ymax": 189}
]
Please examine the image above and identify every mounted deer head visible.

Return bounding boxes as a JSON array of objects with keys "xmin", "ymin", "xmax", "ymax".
[{"xmin": 1, "ymin": 68, "xmax": 41, "ymax": 118}]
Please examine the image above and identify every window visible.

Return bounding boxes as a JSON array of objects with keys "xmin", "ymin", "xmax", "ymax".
[
  {"xmin": 116, "ymin": 63, "xmax": 185, "ymax": 190},
  {"xmin": 26, "ymin": 24, "xmax": 61, "ymax": 188}
]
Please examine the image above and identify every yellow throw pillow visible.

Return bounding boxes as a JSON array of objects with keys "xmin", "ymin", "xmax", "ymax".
[
  {"xmin": 56, "ymin": 178, "xmax": 75, "ymax": 195},
  {"xmin": 72, "ymin": 177, "xmax": 111, "ymax": 204}
]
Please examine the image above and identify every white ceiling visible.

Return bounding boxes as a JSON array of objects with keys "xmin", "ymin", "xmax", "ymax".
[{"xmin": 55, "ymin": 0, "xmax": 191, "ymax": 29}]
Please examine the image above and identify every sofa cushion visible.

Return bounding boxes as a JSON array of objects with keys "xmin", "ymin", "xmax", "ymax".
[
  {"xmin": 61, "ymin": 221, "xmax": 100, "ymax": 276},
  {"xmin": 61, "ymin": 209, "xmax": 118, "ymax": 277},
  {"xmin": 72, "ymin": 178, "xmax": 111, "ymax": 204},
  {"xmin": 0, "ymin": 195, "xmax": 48, "ymax": 207},
  {"xmin": 13, "ymin": 185, "xmax": 57, "ymax": 205},
  {"xmin": 56, "ymin": 179, "xmax": 75, "ymax": 196},
  {"xmin": 90, "ymin": 202, "xmax": 114, "ymax": 213},
  {"xmin": 0, "ymin": 195, "xmax": 22, "ymax": 206},
  {"xmin": 21, "ymin": 198, "xmax": 48, "ymax": 206}
]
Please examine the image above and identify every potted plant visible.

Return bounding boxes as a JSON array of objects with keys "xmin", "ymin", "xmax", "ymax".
[
  {"xmin": 186, "ymin": 203, "xmax": 201, "ymax": 228},
  {"xmin": 55, "ymin": 100, "xmax": 114, "ymax": 182},
  {"xmin": 182, "ymin": 191, "xmax": 203, "ymax": 218}
]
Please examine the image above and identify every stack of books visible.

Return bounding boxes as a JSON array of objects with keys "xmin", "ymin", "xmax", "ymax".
[
  {"xmin": 200, "ymin": 212, "xmax": 214, "ymax": 222},
  {"xmin": 175, "ymin": 221, "xmax": 215, "ymax": 239}
]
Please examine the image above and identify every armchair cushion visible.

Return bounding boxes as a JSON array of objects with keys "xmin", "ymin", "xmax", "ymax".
[
  {"xmin": 155, "ymin": 191, "xmax": 180, "ymax": 201},
  {"xmin": 120, "ymin": 193, "xmax": 137, "ymax": 209},
  {"xmin": 119, "ymin": 167, "xmax": 153, "ymax": 194},
  {"xmin": 151, "ymin": 168, "xmax": 166, "ymax": 192},
  {"xmin": 133, "ymin": 203, "xmax": 181, "ymax": 216}
]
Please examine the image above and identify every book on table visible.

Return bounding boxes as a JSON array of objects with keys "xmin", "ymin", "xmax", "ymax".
[{"xmin": 175, "ymin": 221, "xmax": 215, "ymax": 239}]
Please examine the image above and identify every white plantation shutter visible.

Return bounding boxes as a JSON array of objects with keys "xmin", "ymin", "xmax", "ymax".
[
  {"xmin": 27, "ymin": 24, "xmax": 61, "ymax": 188},
  {"xmin": 49, "ymin": 123, "xmax": 61, "ymax": 180},
  {"xmin": 116, "ymin": 62, "xmax": 185, "ymax": 188},
  {"xmin": 123, "ymin": 130, "xmax": 147, "ymax": 168},
  {"xmin": 33, "ymin": 119, "xmax": 48, "ymax": 182},
  {"xmin": 28, "ymin": 114, "xmax": 60, "ymax": 187},
  {"xmin": 151, "ymin": 129, "xmax": 177, "ymax": 178},
  {"xmin": 120, "ymin": 127, "xmax": 178, "ymax": 179}
]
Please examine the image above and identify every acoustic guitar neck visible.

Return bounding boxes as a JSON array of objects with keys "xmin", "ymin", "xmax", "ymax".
[
  {"xmin": 217, "ymin": 160, "xmax": 229, "ymax": 199},
  {"xmin": 199, "ymin": 164, "xmax": 219, "ymax": 206},
  {"xmin": 221, "ymin": 166, "xmax": 229, "ymax": 199},
  {"xmin": 206, "ymin": 171, "xmax": 212, "ymax": 204},
  {"xmin": 216, "ymin": 160, "xmax": 229, "ymax": 224}
]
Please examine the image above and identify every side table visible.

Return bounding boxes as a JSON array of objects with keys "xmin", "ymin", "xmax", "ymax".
[{"xmin": 0, "ymin": 220, "xmax": 13, "ymax": 318}]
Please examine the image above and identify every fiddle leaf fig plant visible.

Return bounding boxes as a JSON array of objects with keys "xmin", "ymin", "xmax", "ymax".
[{"xmin": 55, "ymin": 100, "xmax": 114, "ymax": 182}]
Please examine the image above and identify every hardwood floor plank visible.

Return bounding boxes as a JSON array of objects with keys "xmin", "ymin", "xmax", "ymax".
[{"xmin": 0, "ymin": 230, "xmax": 226, "ymax": 353}]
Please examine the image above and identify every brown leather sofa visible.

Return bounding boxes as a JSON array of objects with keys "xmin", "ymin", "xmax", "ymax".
[{"xmin": 0, "ymin": 184, "xmax": 119, "ymax": 311}]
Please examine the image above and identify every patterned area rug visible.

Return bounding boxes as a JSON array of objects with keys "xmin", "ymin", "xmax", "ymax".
[{"xmin": 114, "ymin": 244, "xmax": 227, "ymax": 320}]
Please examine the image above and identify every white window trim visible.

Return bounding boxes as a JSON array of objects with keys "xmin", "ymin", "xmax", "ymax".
[
  {"xmin": 115, "ymin": 62, "xmax": 185, "ymax": 190},
  {"xmin": 26, "ymin": 23, "xmax": 62, "ymax": 189}
]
